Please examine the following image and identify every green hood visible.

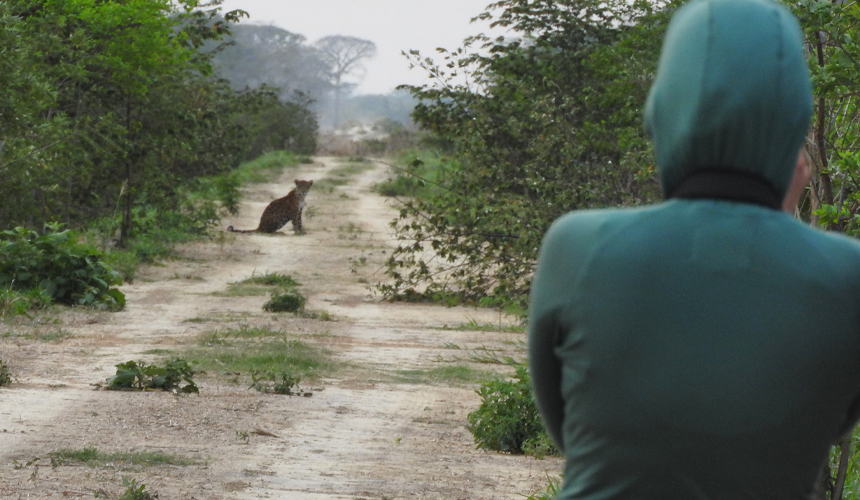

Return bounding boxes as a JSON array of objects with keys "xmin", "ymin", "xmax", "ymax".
[{"xmin": 644, "ymin": 0, "xmax": 813, "ymax": 200}]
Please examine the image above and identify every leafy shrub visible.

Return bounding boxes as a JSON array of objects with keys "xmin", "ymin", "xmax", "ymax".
[
  {"xmin": 467, "ymin": 363, "xmax": 558, "ymax": 457},
  {"xmin": 106, "ymin": 359, "xmax": 198, "ymax": 393},
  {"xmin": 262, "ymin": 291, "xmax": 306, "ymax": 313},
  {"xmin": 0, "ymin": 225, "xmax": 125, "ymax": 310},
  {"xmin": 0, "ymin": 359, "xmax": 12, "ymax": 387}
]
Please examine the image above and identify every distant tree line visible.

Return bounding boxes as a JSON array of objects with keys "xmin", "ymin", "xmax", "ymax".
[
  {"xmin": 0, "ymin": 0, "xmax": 318, "ymax": 238},
  {"xmin": 211, "ymin": 25, "xmax": 413, "ymax": 129}
]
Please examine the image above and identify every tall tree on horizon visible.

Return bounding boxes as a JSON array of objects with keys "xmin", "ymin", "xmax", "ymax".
[{"xmin": 314, "ymin": 35, "xmax": 376, "ymax": 127}]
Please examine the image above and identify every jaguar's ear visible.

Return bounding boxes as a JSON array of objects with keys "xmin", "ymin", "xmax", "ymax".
[
  {"xmin": 294, "ymin": 179, "xmax": 299, "ymax": 185},
  {"xmin": 308, "ymin": 180, "xmax": 313, "ymax": 186}
]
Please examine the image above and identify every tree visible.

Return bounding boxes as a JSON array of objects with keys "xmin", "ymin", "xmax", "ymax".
[
  {"xmin": 314, "ymin": 35, "xmax": 377, "ymax": 127},
  {"xmin": 212, "ymin": 24, "xmax": 331, "ymax": 103},
  {"xmin": 380, "ymin": 0, "xmax": 675, "ymax": 310},
  {"xmin": 0, "ymin": 0, "xmax": 315, "ymax": 239}
]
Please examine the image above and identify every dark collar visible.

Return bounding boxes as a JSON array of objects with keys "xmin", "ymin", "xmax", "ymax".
[{"xmin": 667, "ymin": 168, "xmax": 782, "ymax": 210}]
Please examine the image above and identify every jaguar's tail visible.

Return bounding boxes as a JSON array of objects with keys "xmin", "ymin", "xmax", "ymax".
[{"xmin": 226, "ymin": 226, "xmax": 257, "ymax": 233}]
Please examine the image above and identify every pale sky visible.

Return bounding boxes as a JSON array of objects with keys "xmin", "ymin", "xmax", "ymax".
[{"xmin": 217, "ymin": 0, "xmax": 508, "ymax": 95}]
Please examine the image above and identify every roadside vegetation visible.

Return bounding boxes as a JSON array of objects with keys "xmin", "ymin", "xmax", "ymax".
[
  {"xmin": 0, "ymin": 225, "xmax": 125, "ymax": 315},
  {"xmin": 0, "ymin": 0, "xmax": 318, "ymax": 318},
  {"xmin": 374, "ymin": 151, "xmax": 449, "ymax": 199}
]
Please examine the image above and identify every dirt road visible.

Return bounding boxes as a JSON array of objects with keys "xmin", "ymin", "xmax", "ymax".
[{"xmin": 0, "ymin": 157, "xmax": 561, "ymax": 499}]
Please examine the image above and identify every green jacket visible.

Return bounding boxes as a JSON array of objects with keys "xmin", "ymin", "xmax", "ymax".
[{"xmin": 528, "ymin": 0, "xmax": 860, "ymax": 498}]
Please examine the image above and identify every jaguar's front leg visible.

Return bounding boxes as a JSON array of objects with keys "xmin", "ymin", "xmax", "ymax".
[{"xmin": 292, "ymin": 209, "xmax": 304, "ymax": 234}]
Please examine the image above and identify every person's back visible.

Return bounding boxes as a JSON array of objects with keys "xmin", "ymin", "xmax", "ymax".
[{"xmin": 528, "ymin": 0, "xmax": 860, "ymax": 498}]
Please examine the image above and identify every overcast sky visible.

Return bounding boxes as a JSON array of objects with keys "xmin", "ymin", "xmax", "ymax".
[{"xmin": 217, "ymin": 0, "xmax": 508, "ymax": 95}]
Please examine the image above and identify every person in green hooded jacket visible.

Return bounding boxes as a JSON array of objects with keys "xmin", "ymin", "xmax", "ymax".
[{"xmin": 527, "ymin": 0, "xmax": 860, "ymax": 498}]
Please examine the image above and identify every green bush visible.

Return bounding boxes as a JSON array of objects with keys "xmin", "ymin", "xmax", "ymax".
[
  {"xmin": 262, "ymin": 291, "xmax": 306, "ymax": 313},
  {"xmin": 467, "ymin": 363, "xmax": 558, "ymax": 457},
  {"xmin": 106, "ymin": 359, "xmax": 198, "ymax": 393},
  {"xmin": 0, "ymin": 225, "xmax": 125, "ymax": 311}
]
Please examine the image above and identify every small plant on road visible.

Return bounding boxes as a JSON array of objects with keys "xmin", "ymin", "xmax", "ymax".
[
  {"xmin": 120, "ymin": 477, "xmax": 158, "ymax": 500},
  {"xmin": 262, "ymin": 290, "xmax": 306, "ymax": 313},
  {"xmin": 236, "ymin": 430, "xmax": 250, "ymax": 444},
  {"xmin": 249, "ymin": 370, "xmax": 312, "ymax": 396},
  {"xmin": 0, "ymin": 359, "xmax": 12, "ymax": 387},
  {"xmin": 106, "ymin": 359, "xmax": 199, "ymax": 393}
]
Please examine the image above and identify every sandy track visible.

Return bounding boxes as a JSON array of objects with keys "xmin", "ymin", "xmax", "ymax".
[{"xmin": 0, "ymin": 157, "xmax": 561, "ymax": 499}]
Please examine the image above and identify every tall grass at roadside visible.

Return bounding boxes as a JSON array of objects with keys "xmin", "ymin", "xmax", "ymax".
[
  {"xmin": 231, "ymin": 150, "xmax": 312, "ymax": 185},
  {"xmin": 374, "ymin": 150, "xmax": 453, "ymax": 198}
]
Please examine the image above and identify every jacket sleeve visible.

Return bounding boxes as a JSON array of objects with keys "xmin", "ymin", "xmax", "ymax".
[{"xmin": 528, "ymin": 212, "xmax": 605, "ymax": 452}]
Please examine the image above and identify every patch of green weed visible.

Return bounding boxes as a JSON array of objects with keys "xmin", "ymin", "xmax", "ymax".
[
  {"xmin": 199, "ymin": 326, "xmax": 283, "ymax": 345},
  {"xmin": 330, "ymin": 160, "xmax": 373, "ymax": 178},
  {"xmin": 186, "ymin": 334, "xmax": 337, "ymax": 383},
  {"xmin": 233, "ymin": 150, "xmax": 305, "ymax": 184},
  {"xmin": 249, "ymin": 370, "xmax": 312, "ymax": 396},
  {"xmin": 212, "ymin": 284, "xmax": 272, "ymax": 297},
  {"xmin": 298, "ymin": 309, "xmax": 335, "ymax": 321},
  {"xmin": 33, "ymin": 329, "xmax": 72, "ymax": 342},
  {"xmin": 49, "ymin": 447, "xmax": 199, "ymax": 467},
  {"xmin": 0, "ymin": 328, "xmax": 71, "ymax": 342},
  {"xmin": 183, "ymin": 316, "xmax": 216, "ymax": 323},
  {"xmin": 393, "ymin": 365, "xmax": 486, "ymax": 385},
  {"xmin": 444, "ymin": 317, "xmax": 525, "ymax": 333},
  {"xmin": 315, "ymin": 177, "xmax": 349, "ymax": 189},
  {"xmin": 141, "ymin": 348, "xmax": 176, "ymax": 355},
  {"xmin": 239, "ymin": 272, "xmax": 300, "ymax": 288}
]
